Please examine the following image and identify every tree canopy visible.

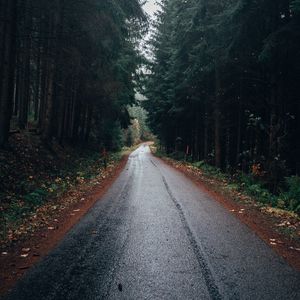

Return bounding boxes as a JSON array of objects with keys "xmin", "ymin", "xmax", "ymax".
[
  {"xmin": 144, "ymin": 0, "xmax": 300, "ymax": 191},
  {"xmin": 0, "ymin": 0, "xmax": 147, "ymax": 150}
]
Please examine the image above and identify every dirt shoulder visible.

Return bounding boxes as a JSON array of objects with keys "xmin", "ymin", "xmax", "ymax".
[
  {"xmin": 157, "ymin": 156, "xmax": 300, "ymax": 271},
  {"xmin": 0, "ymin": 154, "xmax": 129, "ymax": 295}
]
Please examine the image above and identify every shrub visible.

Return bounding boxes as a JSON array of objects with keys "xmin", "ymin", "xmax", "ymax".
[
  {"xmin": 280, "ymin": 176, "xmax": 300, "ymax": 213},
  {"xmin": 23, "ymin": 188, "xmax": 48, "ymax": 207},
  {"xmin": 169, "ymin": 151, "xmax": 185, "ymax": 161},
  {"xmin": 192, "ymin": 161, "xmax": 225, "ymax": 180}
]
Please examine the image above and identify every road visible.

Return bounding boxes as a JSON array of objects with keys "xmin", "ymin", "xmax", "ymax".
[{"xmin": 3, "ymin": 145, "xmax": 300, "ymax": 300}]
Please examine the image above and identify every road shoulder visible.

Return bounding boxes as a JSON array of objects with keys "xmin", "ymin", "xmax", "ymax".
[
  {"xmin": 155, "ymin": 155, "xmax": 300, "ymax": 271},
  {"xmin": 0, "ymin": 155, "xmax": 129, "ymax": 296}
]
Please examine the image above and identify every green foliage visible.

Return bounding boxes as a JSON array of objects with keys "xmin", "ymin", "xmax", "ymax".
[
  {"xmin": 0, "ymin": 144, "xmax": 127, "ymax": 240},
  {"xmin": 105, "ymin": 122, "xmax": 124, "ymax": 151},
  {"xmin": 0, "ymin": 0, "xmax": 148, "ymax": 149},
  {"xmin": 234, "ymin": 172, "xmax": 276, "ymax": 206},
  {"xmin": 279, "ymin": 176, "xmax": 300, "ymax": 213},
  {"xmin": 23, "ymin": 189, "xmax": 48, "ymax": 207},
  {"xmin": 177, "ymin": 158, "xmax": 300, "ymax": 213},
  {"xmin": 169, "ymin": 151, "xmax": 186, "ymax": 161},
  {"xmin": 291, "ymin": 0, "xmax": 300, "ymax": 14},
  {"xmin": 193, "ymin": 161, "xmax": 225, "ymax": 180},
  {"xmin": 143, "ymin": 0, "xmax": 300, "ymax": 193}
]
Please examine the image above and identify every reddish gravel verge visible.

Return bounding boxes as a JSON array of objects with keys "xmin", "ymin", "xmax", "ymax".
[
  {"xmin": 157, "ymin": 156, "xmax": 300, "ymax": 271},
  {"xmin": 0, "ymin": 155, "xmax": 129, "ymax": 295}
]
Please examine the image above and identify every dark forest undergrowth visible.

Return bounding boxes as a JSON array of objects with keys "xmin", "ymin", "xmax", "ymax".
[{"xmin": 0, "ymin": 132, "xmax": 133, "ymax": 247}]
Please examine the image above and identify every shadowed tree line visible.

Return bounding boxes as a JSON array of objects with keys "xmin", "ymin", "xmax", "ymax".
[
  {"xmin": 144, "ymin": 0, "xmax": 300, "ymax": 191},
  {"xmin": 0, "ymin": 0, "xmax": 147, "ymax": 150}
]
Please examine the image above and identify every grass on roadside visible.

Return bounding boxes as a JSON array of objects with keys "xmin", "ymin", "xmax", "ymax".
[{"xmin": 153, "ymin": 146, "xmax": 300, "ymax": 215}]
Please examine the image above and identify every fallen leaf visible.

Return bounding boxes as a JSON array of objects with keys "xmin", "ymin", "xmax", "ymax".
[
  {"xmin": 48, "ymin": 226, "xmax": 55, "ymax": 230},
  {"xmin": 20, "ymin": 254, "xmax": 29, "ymax": 258},
  {"xmin": 1, "ymin": 252, "xmax": 8, "ymax": 255},
  {"xmin": 21, "ymin": 248, "xmax": 31, "ymax": 253}
]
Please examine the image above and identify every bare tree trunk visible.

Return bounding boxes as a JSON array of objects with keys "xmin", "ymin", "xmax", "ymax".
[
  {"xmin": 42, "ymin": 0, "xmax": 61, "ymax": 141},
  {"xmin": 214, "ymin": 64, "xmax": 222, "ymax": 168},
  {"xmin": 236, "ymin": 98, "xmax": 242, "ymax": 166},
  {"xmin": 0, "ymin": 0, "xmax": 17, "ymax": 146},
  {"xmin": 34, "ymin": 41, "xmax": 42, "ymax": 122}
]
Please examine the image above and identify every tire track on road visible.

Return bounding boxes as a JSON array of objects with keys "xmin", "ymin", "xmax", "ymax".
[{"xmin": 150, "ymin": 158, "xmax": 222, "ymax": 300}]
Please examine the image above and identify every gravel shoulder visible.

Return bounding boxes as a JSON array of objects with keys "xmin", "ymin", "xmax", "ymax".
[{"xmin": 156, "ymin": 155, "xmax": 300, "ymax": 271}]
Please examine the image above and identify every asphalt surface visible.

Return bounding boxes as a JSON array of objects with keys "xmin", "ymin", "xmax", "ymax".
[{"xmin": 3, "ymin": 145, "xmax": 300, "ymax": 300}]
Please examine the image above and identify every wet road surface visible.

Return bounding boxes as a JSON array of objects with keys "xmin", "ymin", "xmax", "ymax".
[{"xmin": 3, "ymin": 145, "xmax": 300, "ymax": 299}]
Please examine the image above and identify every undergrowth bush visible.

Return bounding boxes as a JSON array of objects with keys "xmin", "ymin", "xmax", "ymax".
[
  {"xmin": 192, "ymin": 161, "xmax": 226, "ymax": 180},
  {"xmin": 23, "ymin": 188, "xmax": 48, "ymax": 207},
  {"xmin": 161, "ymin": 150, "xmax": 299, "ymax": 214},
  {"xmin": 181, "ymin": 159, "xmax": 299, "ymax": 213},
  {"xmin": 169, "ymin": 151, "xmax": 186, "ymax": 161},
  {"xmin": 279, "ymin": 176, "xmax": 300, "ymax": 213}
]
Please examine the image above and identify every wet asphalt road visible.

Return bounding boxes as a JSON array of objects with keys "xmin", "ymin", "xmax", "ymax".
[{"xmin": 3, "ymin": 145, "xmax": 300, "ymax": 300}]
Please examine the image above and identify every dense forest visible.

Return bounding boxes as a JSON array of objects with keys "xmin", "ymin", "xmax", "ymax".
[
  {"xmin": 1, "ymin": 0, "xmax": 300, "ymax": 200},
  {"xmin": 144, "ymin": 0, "xmax": 300, "ymax": 192},
  {"xmin": 0, "ymin": 0, "xmax": 147, "ymax": 150}
]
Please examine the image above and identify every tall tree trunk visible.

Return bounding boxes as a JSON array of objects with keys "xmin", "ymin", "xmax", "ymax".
[
  {"xmin": 42, "ymin": 0, "xmax": 62, "ymax": 141},
  {"xmin": 0, "ymin": 0, "xmax": 17, "ymax": 147},
  {"xmin": 214, "ymin": 64, "xmax": 222, "ymax": 168},
  {"xmin": 236, "ymin": 97, "xmax": 242, "ymax": 166},
  {"xmin": 34, "ymin": 41, "xmax": 42, "ymax": 122}
]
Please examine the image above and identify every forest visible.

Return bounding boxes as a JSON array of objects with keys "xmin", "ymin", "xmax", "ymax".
[
  {"xmin": 1, "ymin": 1, "xmax": 300, "ymax": 297},
  {"xmin": 144, "ymin": 0, "xmax": 300, "ymax": 197},
  {"xmin": 0, "ymin": 0, "xmax": 147, "ymax": 150},
  {"xmin": 1, "ymin": 0, "xmax": 300, "ymax": 215},
  {"xmin": 0, "ymin": 0, "xmax": 150, "ymax": 241}
]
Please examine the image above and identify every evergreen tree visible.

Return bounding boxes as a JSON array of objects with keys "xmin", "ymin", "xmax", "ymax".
[
  {"xmin": 144, "ymin": 0, "xmax": 300, "ymax": 190},
  {"xmin": 0, "ymin": 0, "xmax": 147, "ymax": 150}
]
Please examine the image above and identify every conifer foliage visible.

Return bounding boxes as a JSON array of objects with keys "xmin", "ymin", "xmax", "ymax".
[
  {"xmin": 0, "ymin": 0, "xmax": 147, "ymax": 149},
  {"xmin": 144, "ymin": 0, "xmax": 300, "ymax": 188}
]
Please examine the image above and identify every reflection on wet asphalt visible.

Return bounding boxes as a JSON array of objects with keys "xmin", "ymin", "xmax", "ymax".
[{"xmin": 3, "ymin": 145, "xmax": 300, "ymax": 300}]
